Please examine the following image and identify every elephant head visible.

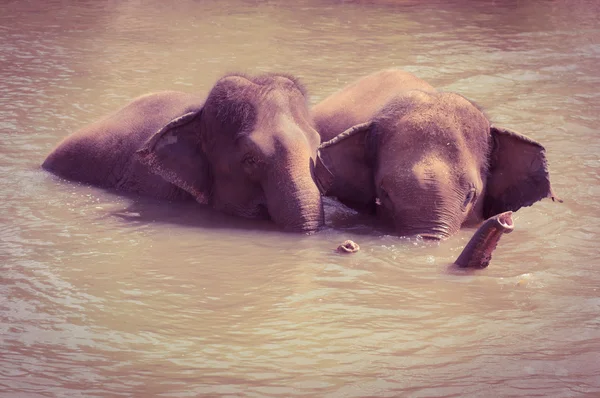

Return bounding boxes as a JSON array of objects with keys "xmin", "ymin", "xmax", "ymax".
[
  {"xmin": 136, "ymin": 73, "xmax": 324, "ymax": 232},
  {"xmin": 315, "ymin": 89, "xmax": 560, "ymax": 239}
]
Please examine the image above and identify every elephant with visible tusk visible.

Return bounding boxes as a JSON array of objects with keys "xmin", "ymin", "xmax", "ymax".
[
  {"xmin": 43, "ymin": 73, "xmax": 324, "ymax": 232},
  {"xmin": 313, "ymin": 69, "xmax": 561, "ymax": 240}
]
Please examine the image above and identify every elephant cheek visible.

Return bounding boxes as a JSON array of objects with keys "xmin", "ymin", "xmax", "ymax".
[
  {"xmin": 463, "ymin": 190, "xmax": 487, "ymax": 227},
  {"xmin": 375, "ymin": 202, "xmax": 396, "ymax": 229},
  {"xmin": 210, "ymin": 180, "xmax": 269, "ymax": 220}
]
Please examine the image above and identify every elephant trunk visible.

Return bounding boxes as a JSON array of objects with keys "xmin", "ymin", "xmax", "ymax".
[
  {"xmin": 265, "ymin": 169, "xmax": 324, "ymax": 233},
  {"xmin": 454, "ymin": 211, "xmax": 514, "ymax": 269}
]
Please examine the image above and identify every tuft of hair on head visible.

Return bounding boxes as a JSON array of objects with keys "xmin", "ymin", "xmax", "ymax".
[{"xmin": 252, "ymin": 73, "xmax": 308, "ymax": 97}]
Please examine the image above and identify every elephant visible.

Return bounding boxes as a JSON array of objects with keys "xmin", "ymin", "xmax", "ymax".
[
  {"xmin": 313, "ymin": 69, "xmax": 560, "ymax": 239},
  {"xmin": 43, "ymin": 73, "xmax": 324, "ymax": 232}
]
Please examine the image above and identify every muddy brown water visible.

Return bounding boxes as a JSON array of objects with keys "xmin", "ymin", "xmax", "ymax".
[{"xmin": 1, "ymin": 1, "xmax": 599, "ymax": 396}]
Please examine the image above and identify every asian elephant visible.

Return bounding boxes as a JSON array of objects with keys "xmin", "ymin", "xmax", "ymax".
[
  {"xmin": 43, "ymin": 73, "xmax": 324, "ymax": 232},
  {"xmin": 313, "ymin": 69, "xmax": 560, "ymax": 239}
]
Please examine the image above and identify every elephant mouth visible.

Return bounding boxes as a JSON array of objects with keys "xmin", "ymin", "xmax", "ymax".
[
  {"xmin": 395, "ymin": 224, "xmax": 453, "ymax": 241},
  {"xmin": 254, "ymin": 204, "xmax": 271, "ymax": 220},
  {"xmin": 418, "ymin": 233, "xmax": 444, "ymax": 241}
]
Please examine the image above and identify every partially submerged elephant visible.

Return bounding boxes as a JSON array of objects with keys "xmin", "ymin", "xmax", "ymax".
[
  {"xmin": 43, "ymin": 73, "xmax": 324, "ymax": 232},
  {"xmin": 313, "ymin": 69, "xmax": 560, "ymax": 239}
]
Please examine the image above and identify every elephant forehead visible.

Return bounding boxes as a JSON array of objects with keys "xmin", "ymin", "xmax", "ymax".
[
  {"xmin": 249, "ymin": 114, "xmax": 312, "ymax": 157},
  {"xmin": 411, "ymin": 156, "xmax": 452, "ymax": 181},
  {"xmin": 388, "ymin": 92, "xmax": 485, "ymax": 130},
  {"xmin": 382, "ymin": 156, "xmax": 452, "ymax": 187},
  {"xmin": 380, "ymin": 111, "xmax": 488, "ymax": 164},
  {"xmin": 241, "ymin": 85, "xmax": 315, "ymax": 158},
  {"xmin": 380, "ymin": 123, "xmax": 464, "ymax": 165}
]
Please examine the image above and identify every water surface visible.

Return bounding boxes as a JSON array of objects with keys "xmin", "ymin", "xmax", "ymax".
[{"xmin": 2, "ymin": 0, "xmax": 599, "ymax": 396}]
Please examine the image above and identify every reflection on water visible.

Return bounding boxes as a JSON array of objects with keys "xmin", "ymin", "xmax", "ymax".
[{"xmin": 1, "ymin": 0, "xmax": 600, "ymax": 396}]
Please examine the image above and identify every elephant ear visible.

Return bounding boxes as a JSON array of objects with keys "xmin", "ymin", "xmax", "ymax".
[
  {"xmin": 483, "ymin": 125, "xmax": 561, "ymax": 218},
  {"xmin": 315, "ymin": 121, "xmax": 377, "ymax": 212},
  {"xmin": 136, "ymin": 110, "xmax": 211, "ymax": 204}
]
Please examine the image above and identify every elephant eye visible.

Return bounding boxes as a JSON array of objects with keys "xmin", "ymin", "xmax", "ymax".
[
  {"xmin": 462, "ymin": 187, "xmax": 477, "ymax": 210},
  {"xmin": 243, "ymin": 154, "xmax": 259, "ymax": 166},
  {"xmin": 377, "ymin": 186, "xmax": 390, "ymax": 204}
]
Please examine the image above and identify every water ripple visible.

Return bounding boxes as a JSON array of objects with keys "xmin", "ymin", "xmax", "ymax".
[{"xmin": 1, "ymin": 0, "xmax": 600, "ymax": 396}]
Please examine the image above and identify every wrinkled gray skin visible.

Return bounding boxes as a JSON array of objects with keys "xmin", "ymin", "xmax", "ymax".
[
  {"xmin": 43, "ymin": 73, "xmax": 324, "ymax": 232},
  {"xmin": 454, "ymin": 211, "xmax": 514, "ymax": 269},
  {"xmin": 313, "ymin": 69, "xmax": 560, "ymax": 239}
]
